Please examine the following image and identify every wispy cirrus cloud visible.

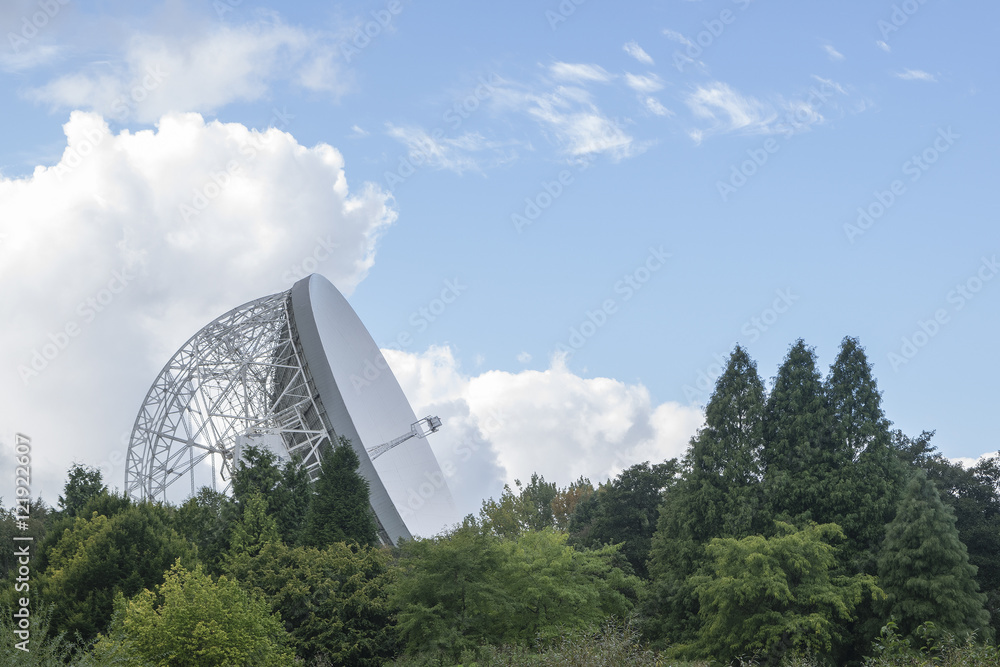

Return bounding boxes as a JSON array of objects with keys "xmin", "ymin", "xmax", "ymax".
[
  {"xmin": 683, "ymin": 78, "xmax": 854, "ymax": 141},
  {"xmin": 624, "ymin": 73, "xmax": 664, "ymax": 94},
  {"xmin": 518, "ymin": 87, "xmax": 640, "ymax": 159},
  {"xmin": 662, "ymin": 28, "xmax": 693, "ymax": 48},
  {"xmin": 549, "ymin": 62, "xmax": 613, "ymax": 83},
  {"xmin": 385, "ymin": 124, "xmax": 515, "ymax": 174},
  {"xmin": 894, "ymin": 68, "xmax": 936, "ymax": 82},
  {"xmin": 823, "ymin": 44, "xmax": 845, "ymax": 61},
  {"xmin": 26, "ymin": 15, "xmax": 348, "ymax": 122},
  {"xmin": 644, "ymin": 97, "xmax": 672, "ymax": 117},
  {"xmin": 685, "ymin": 82, "xmax": 777, "ymax": 134},
  {"xmin": 623, "ymin": 41, "xmax": 654, "ymax": 65}
]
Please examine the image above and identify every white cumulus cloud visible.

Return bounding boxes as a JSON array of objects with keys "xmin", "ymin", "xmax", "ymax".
[
  {"xmin": 385, "ymin": 346, "xmax": 704, "ymax": 517},
  {"xmin": 0, "ymin": 111, "xmax": 394, "ymax": 499}
]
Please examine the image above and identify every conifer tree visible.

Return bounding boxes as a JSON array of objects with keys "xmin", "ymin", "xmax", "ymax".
[
  {"xmin": 646, "ymin": 346, "xmax": 767, "ymax": 645},
  {"xmin": 878, "ymin": 470, "xmax": 992, "ymax": 644},
  {"xmin": 303, "ymin": 437, "xmax": 378, "ymax": 548},
  {"xmin": 225, "ymin": 492, "xmax": 280, "ymax": 576},
  {"xmin": 824, "ymin": 336, "xmax": 906, "ymax": 570},
  {"xmin": 271, "ymin": 456, "xmax": 312, "ymax": 545},
  {"xmin": 761, "ymin": 339, "xmax": 835, "ymax": 526}
]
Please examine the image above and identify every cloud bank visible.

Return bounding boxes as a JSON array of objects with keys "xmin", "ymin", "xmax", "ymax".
[{"xmin": 0, "ymin": 111, "xmax": 394, "ymax": 498}]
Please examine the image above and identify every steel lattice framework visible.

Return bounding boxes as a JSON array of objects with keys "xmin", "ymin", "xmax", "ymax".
[{"xmin": 125, "ymin": 290, "xmax": 334, "ymax": 502}]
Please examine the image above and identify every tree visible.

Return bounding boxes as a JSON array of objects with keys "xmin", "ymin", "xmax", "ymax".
[
  {"xmin": 762, "ymin": 340, "xmax": 836, "ymax": 526},
  {"xmin": 303, "ymin": 437, "xmax": 378, "ymax": 548},
  {"xmin": 824, "ymin": 336, "xmax": 906, "ymax": 570},
  {"xmin": 232, "ymin": 541, "xmax": 396, "ymax": 665},
  {"xmin": 480, "ymin": 473, "xmax": 558, "ymax": 538},
  {"xmin": 224, "ymin": 492, "xmax": 279, "ymax": 575},
  {"xmin": 496, "ymin": 529, "xmax": 641, "ymax": 645},
  {"xmin": 645, "ymin": 346, "xmax": 767, "ymax": 646},
  {"xmin": 551, "ymin": 476, "xmax": 594, "ymax": 531},
  {"xmin": 877, "ymin": 470, "xmax": 992, "ymax": 644},
  {"xmin": 271, "ymin": 456, "xmax": 312, "ymax": 545},
  {"xmin": 1, "ymin": 496, "xmax": 50, "ymax": 584},
  {"xmin": 391, "ymin": 517, "xmax": 510, "ymax": 659},
  {"xmin": 574, "ymin": 461, "xmax": 679, "ymax": 579},
  {"xmin": 687, "ymin": 522, "xmax": 880, "ymax": 665},
  {"xmin": 231, "ymin": 445, "xmax": 282, "ymax": 504},
  {"xmin": 37, "ymin": 501, "xmax": 195, "ymax": 640},
  {"xmin": 173, "ymin": 487, "xmax": 237, "ymax": 576},
  {"xmin": 94, "ymin": 560, "xmax": 294, "ymax": 666},
  {"xmin": 391, "ymin": 518, "xmax": 640, "ymax": 661},
  {"xmin": 892, "ymin": 433, "xmax": 1000, "ymax": 640},
  {"xmin": 58, "ymin": 463, "xmax": 106, "ymax": 518}
]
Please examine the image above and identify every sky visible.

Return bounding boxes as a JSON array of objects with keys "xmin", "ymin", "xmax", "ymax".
[{"xmin": 1, "ymin": 0, "xmax": 997, "ymax": 526}]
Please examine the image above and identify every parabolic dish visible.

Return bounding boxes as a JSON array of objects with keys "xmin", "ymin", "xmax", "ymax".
[
  {"xmin": 289, "ymin": 274, "xmax": 458, "ymax": 541},
  {"xmin": 125, "ymin": 273, "xmax": 458, "ymax": 544}
]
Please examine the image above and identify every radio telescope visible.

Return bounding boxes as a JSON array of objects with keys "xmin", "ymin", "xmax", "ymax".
[{"xmin": 125, "ymin": 274, "xmax": 457, "ymax": 544}]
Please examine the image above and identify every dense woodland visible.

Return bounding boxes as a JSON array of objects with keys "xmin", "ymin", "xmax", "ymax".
[{"xmin": 2, "ymin": 337, "xmax": 1000, "ymax": 666}]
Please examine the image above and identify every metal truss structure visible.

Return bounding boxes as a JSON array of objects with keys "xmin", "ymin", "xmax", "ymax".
[{"xmin": 125, "ymin": 290, "xmax": 333, "ymax": 502}]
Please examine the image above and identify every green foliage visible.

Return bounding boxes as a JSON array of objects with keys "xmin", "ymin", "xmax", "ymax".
[
  {"xmin": 877, "ymin": 470, "xmax": 992, "ymax": 644},
  {"xmin": 866, "ymin": 621, "xmax": 1000, "ymax": 666},
  {"xmin": 391, "ymin": 519, "xmax": 640, "ymax": 661},
  {"xmin": 823, "ymin": 337, "xmax": 907, "ymax": 570},
  {"xmin": 1, "ymin": 497, "xmax": 50, "ymax": 583},
  {"xmin": 645, "ymin": 346, "xmax": 767, "ymax": 647},
  {"xmin": 303, "ymin": 437, "xmax": 378, "ymax": 548},
  {"xmin": 686, "ymin": 522, "xmax": 881, "ymax": 665},
  {"xmin": 57, "ymin": 464, "xmax": 106, "ymax": 519},
  {"xmin": 551, "ymin": 476, "xmax": 594, "ymax": 531},
  {"xmin": 893, "ymin": 431, "xmax": 1000, "ymax": 639},
  {"xmin": 391, "ymin": 518, "xmax": 512, "ymax": 658},
  {"xmin": 173, "ymin": 487, "xmax": 236, "ymax": 576},
  {"xmin": 94, "ymin": 560, "xmax": 294, "ymax": 666},
  {"xmin": 271, "ymin": 456, "xmax": 312, "ymax": 545},
  {"xmin": 0, "ymin": 604, "xmax": 146, "ymax": 666},
  {"xmin": 36, "ymin": 501, "xmax": 195, "ymax": 641},
  {"xmin": 231, "ymin": 445, "xmax": 282, "ymax": 504},
  {"xmin": 762, "ymin": 340, "xmax": 837, "ymax": 528},
  {"xmin": 573, "ymin": 461, "xmax": 679, "ymax": 580},
  {"xmin": 223, "ymin": 492, "xmax": 279, "ymax": 574},
  {"xmin": 230, "ymin": 446, "xmax": 312, "ymax": 546},
  {"xmin": 389, "ymin": 620, "xmax": 672, "ymax": 667},
  {"xmin": 232, "ymin": 540, "xmax": 396, "ymax": 665},
  {"xmin": 480, "ymin": 473, "xmax": 558, "ymax": 538}
]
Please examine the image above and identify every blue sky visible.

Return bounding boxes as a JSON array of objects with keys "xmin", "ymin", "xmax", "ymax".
[{"xmin": 1, "ymin": 0, "xmax": 997, "ymax": 521}]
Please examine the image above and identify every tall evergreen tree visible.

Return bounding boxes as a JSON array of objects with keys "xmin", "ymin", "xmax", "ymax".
[
  {"xmin": 174, "ymin": 486, "xmax": 238, "ymax": 576},
  {"xmin": 225, "ymin": 492, "xmax": 280, "ymax": 574},
  {"xmin": 271, "ymin": 456, "xmax": 312, "ymax": 545},
  {"xmin": 645, "ymin": 346, "xmax": 767, "ymax": 646},
  {"xmin": 877, "ymin": 470, "xmax": 992, "ymax": 644},
  {"xmin": 892, "ymin": 432, "xmax": 1000, "ymax": 640},
  {"xmin": 761, "ymin": 339, "xmax": 835, "ymax": 526},
  {"xmin": 303, "ymin": 437, "xmax": 378, "ymax": 548},
  {"xmin": 824, "ymin": 336, "xmax": 906, "ymax": 569},
  {"xmin": 232, "ymin": 445, "xmax": 282, "ymax": 503}
]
